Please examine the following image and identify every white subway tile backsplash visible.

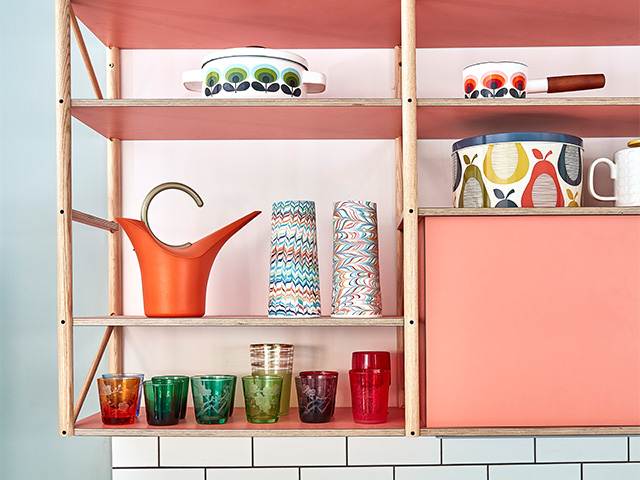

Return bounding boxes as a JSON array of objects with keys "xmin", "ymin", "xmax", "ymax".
[
  {"xmin": 160, "ymin": 437, "xmax": 251, "ymax": 467},
  {"xmin": 301, "ymin": 466, "xmax": 393, "ymax": 480},
  {"xmin": 112, "ymin": 468, "xmax": 204, "ymax": 480},
  {"xmin": 536, "ymin": 436, "xmax": 628, "ymax": 463},
  {"xmin": 442, "ymin": 437, "xmax": 534, "ymax": 464},
  {"xmin": 112, "ymin": 437, "xmax": 159, "ymax": 467},
  {"xmin": 206, "ymin": 467, "xmax": 299, "ymax": 480},
  {"xmin": 348, "ymin": 436, "xmax": 440, "ymax": 465},
  {"xmin": 253, "ymin": 437, "xmax": 346, "ymax": 466},
  {"xmin": 396, "ymin": 465, "xmax": 487, "ymax": 480},
  {"xmin": 489, "ymin": 463, "xmax": 580, "ymax": 480},
  {"xmin": 583, "ymin": 463, "xmax": 640, "ymax": 480},
  {"xmin": 630, "ymin": 437, "xmax": 640, "ymax": 461}
]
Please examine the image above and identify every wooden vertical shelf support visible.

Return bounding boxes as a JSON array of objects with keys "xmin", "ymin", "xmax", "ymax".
[
  {"xmin": 56, "ymin": 0, "xmax": 74, "ymax": 437},
  {"xmin": 107, "ymin": 46, "xmax": 124, "ymax": 374},
  {"xmin": 401, "ymin": 0, "xmax": 420, "ymax": 437},
  {"xmin": 394, "ymin": 46, "xmax": 406, "ymax": 409}
]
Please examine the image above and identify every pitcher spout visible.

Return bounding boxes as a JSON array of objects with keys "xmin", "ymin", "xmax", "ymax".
[{"xmin": 116, "ymin": 210, "xmax": 261, "ymax": 317}]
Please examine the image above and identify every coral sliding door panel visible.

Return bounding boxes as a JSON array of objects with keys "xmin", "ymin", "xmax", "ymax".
[{"xmin": 422, "ymin": 213, "xmax": 640, "ymax": 428}]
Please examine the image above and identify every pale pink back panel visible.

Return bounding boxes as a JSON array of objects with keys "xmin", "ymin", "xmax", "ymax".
[{"xmin": 424, "ymin": 215, "xmax": 640, "ymax": 428}]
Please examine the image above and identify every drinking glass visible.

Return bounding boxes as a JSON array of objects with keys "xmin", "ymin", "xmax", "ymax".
[
  {"xmin": 250, "ymin": 343, "xmax": 293, "ymax": 415},
  {"xmin": 242, "ymin": 374, "xmax": 283, "ymax": 424},
  {"xmin": 295, "ymin": 371, "xmax": 339, "ymax": 423},
  {"xmin": 143, "ymin": 379, "xmax": 180, "ymax": 426},
  {"xmin": 191, "ymin": 375, "xmax": 237, "ymax": 425},
  {"xmin": 97, "ymin": 375, "xmax": 141, "ymax": 425},
  {"xmin": 349, "ymin": 369, "xmax": 390, "ymax": 424}
]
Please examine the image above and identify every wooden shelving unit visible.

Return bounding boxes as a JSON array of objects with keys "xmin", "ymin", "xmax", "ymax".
[
  {"xmin": 57, "ymin": 0, "xmax": 640, "ymax": 440},
  {"xmin": 56, "ymin": 0, "xmax": 420, "ymax": 438}
]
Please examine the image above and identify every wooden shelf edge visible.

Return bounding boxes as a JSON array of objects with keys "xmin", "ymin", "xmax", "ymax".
[
  {"xmin": 418, "ymin": 207, "xmax": 640, "ymax": 217},
  {"xmin": 74, "ymin": 427, "xmax": 406, "ymax": 438},
  {"xmin": 73, "ymin": 315, "xmax": 405, "ymax": 327},
  {"xmin": 417, "ymin": 97, "xmax": 640, "ymax": 107},
  {"xmin": 71, "ymin": 98, "xmax": 402, "ymax": 108},
  {"xmin": 421, "ymin": 426, "xmax": 640, "ymax": 437},
  {"xmin": 74, "ymin": 407, "xmax": 406, "ymax": 437}
]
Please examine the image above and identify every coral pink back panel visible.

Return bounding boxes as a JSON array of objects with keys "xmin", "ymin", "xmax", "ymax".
[{"xmin": 423, "ymin": 214, "xmax": 640, "ymax": 428}]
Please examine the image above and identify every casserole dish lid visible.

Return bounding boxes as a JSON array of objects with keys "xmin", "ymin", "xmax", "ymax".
[
  {"xmin": 453, "ymin": 132, "xmax": 583, "ymax": 152},
  {"xmin": 201, "ymin": 47, "xmax": 309, "ymax": 70}
]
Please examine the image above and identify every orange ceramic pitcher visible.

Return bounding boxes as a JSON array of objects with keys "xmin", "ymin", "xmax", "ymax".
[{"xmin": 117, "ymin": 182, "xmax": 260, "ymax": 317}]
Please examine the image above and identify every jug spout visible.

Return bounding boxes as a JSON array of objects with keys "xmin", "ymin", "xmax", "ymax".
[{"xmin": 117, "ymin": 210, "xmax": 261, "ymax": 317}]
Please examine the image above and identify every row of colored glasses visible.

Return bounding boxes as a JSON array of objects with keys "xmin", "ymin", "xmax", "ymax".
[{"xmin": 96, "ymin": 350, "xmax": 390, "ymax": 426}]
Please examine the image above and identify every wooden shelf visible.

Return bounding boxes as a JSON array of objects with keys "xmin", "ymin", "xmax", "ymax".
[
  {"xmin": 74, "ymin": 315, "xmax": 405, "ymax": 327},
  {"xmin": 71, "ymin": 98, "xmax": 640, "ymax": 141},
  {"xmin": 418, "ymin": 207, "xmax": 640, "ymax": 217},
  {"xmin": 416, "ymin": 0, "xmax": 639, "ymax": 48},
  {"xmin": 71, "ymin": 99, "xmax": 402, "ymax": 140},
  {"xmin": 71, "ymin": 0, "xmax": 639, "ymax": 50},
  {"xmin": 416, "ymin": 98, "xmax": 640, "ymax": 139},
  {"xmin": 71, "ymin": 0, "xmax": 402, "ymax": 49},
  {"xmin": 74, "ymin": 407, "xmax": 406, "ymax": 437}
]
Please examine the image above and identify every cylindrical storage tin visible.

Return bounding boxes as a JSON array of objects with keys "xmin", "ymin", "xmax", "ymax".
[
  {"xmin": 331, "ymin": 200, "xmax": 382, "ymax": 318},
  {"xmin": 452, "ymin": 132, "xmax": 583, "ymax": 208}
]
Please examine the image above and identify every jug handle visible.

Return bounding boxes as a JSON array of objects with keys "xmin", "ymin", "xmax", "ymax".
[{"xmin": 140, "ymin": 182, "xmax": 204, "ymax": 249}]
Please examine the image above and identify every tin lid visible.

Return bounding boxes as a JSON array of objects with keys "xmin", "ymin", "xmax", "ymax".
[
  {"xmin": 452, "ymin": 132, "xmax": 583, "ymax": 152},
  {"xmin": 201, "ymin": 47, "xmax": 309, "ymax": 70}
]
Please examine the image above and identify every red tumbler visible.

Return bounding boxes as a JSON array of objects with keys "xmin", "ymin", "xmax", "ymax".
[
  {"xmin": 348, "ymin": 368, "xmax": 390, "ymax": 424},
  {"xmin": 351, "ymin": 351, "xmax": 391, "ymax": 370}
]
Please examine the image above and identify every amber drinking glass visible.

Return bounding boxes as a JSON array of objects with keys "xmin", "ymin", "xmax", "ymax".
[{"xmin": 97, "ymin": 376, "xmax": 141, "ymax": 425}]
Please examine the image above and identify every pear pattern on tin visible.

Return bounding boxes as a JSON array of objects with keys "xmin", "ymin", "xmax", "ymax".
[
  {"xmin": 521, "ymin": 149, "xmax": 564, "ymax": 207},
  {"xmin": 558, "ymin": 143, "xmax": 582, "ymax": 186},
  {"xmin": 494, "ymin": 188, "xmax": 518, "ymax": 207},
  {"xmin": 459, "ymin": 153, "xmax": 491, "ymax": 208},
  {"xmin": 483, "ymin": 142, "xmax": 529, "ymax": 184},
  {"xmin": 453, "ymin": 151, "xmax": 463, "ymax": 191}
]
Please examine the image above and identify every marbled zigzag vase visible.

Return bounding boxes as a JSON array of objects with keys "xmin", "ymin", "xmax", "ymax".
[
  {"xmin": 331, "ymin": 200, "xmax": 382, "ymax": 318},
  {"xmin": 268, "ymin": 200, "xmax": 321, "ymax": 317}
]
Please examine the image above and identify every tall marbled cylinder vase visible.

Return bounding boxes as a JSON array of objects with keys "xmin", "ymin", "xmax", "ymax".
[
  {"xmin": 268, "ymin": 200, "xmax": 321, "ymax": 317},
  {"xmin": 331, "ymin": 200, "xmax": 382, "ymax": 318}
]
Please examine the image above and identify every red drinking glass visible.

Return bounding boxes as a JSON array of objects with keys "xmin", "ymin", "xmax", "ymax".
[
  {"xmin": 349, "ymin": 368, "xmax": 390, "ymax": 424},
  {"xmin": 351, "ymin": 351, "xmax": 391, "ymax": 371}
]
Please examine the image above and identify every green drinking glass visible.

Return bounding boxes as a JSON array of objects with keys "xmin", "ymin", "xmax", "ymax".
[
  {"xmin": 190, "ymin": 375, "xmax": 237, "ymax": 425},
  {"xmin": 242, "ymin": 374, "xmax": 283, "ymax": 424},
  {"xmin": 152, "ymin": 375, "xmax": 189, "ymax": 419},
  {"xmin": 143, "ymin": 379, "xmax": 180, "ymax": 426}
]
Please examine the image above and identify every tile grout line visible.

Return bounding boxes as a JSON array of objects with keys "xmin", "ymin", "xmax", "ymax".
[{"xmin": 345, "ymin": 436, "xmax": 349, "ymax": 467}]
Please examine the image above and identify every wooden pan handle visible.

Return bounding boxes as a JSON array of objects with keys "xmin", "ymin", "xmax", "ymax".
[{"xmin": 546, "ymin": 74, "xmax": 605, "ymax": 93}]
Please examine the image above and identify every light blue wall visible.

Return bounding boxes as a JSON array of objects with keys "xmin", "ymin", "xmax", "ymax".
[{"xmin": 1, "ymin": 1, "xmax": 111, "ymax": 478}]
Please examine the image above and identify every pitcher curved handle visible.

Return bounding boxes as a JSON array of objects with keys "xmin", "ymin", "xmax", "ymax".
[
  {"xmin": 588, "ymin": 157, "xmax": 617, "ymax": 202},
  {"xmin": 141, "ymin": 182, "xmax": 204, "ymax": 249},
  {"xmin": 302, "ymin": 71, "xmax": 326, "ymax": 94}
]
